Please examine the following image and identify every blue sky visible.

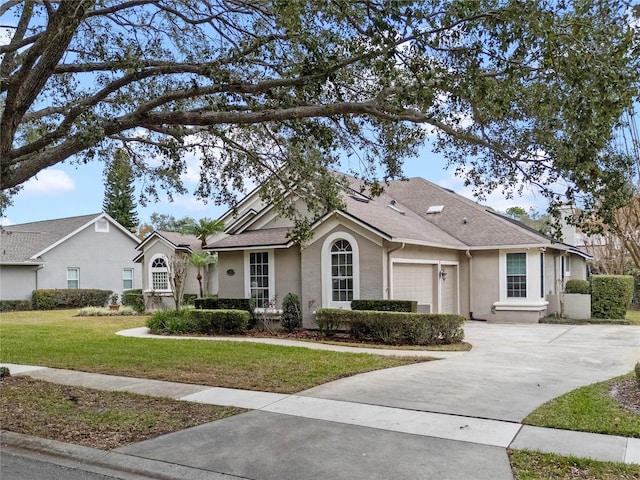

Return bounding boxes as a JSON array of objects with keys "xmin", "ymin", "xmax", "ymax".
[{"xmin": 0, "ymin": 144, "xmax": 549, "ymax": 227}]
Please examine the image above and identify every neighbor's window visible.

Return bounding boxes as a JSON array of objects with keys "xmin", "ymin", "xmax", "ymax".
[
  {"xmin": 123, "ymin": 268, "xmax": 134, "ymax": 290},
  {"xmin": 249, "ymin": 251, "xmax": 270, "ymax": 308},
  {"xmin": 67, "ymin": 267, "xmax": 80, "ymax": 289},
  {"xmin": 331, "ymin": 239, "xmax": 353, "ymax": 302},
  {"xmin": 506, "ymin": 253, "xmax": 527, "ymax": 298},
  {"xmin": 151, "ymin": 257, "xmax": 169, "ymax": 290}
]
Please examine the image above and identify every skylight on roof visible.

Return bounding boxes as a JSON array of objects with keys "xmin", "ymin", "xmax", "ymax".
[{"xmin": 426, "ymin": 205, "xmax": 444, "ymax": 214}]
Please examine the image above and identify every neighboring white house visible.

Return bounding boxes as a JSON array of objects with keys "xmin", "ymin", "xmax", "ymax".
[
  {"xmin": 205, "ymin": 175, "xmax": 591, "ymax": 325},
  {"xmin": 0, "ymin": 213, "xmax": 141, "ymax": 302}
]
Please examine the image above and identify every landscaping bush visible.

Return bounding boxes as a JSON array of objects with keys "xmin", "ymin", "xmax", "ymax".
[
  {"xmin": 122, "ymin": 289, "xmax": 145, "ymax": 312},
  {"xmin": 147, "ymin": 309, "xmax": 192, "ymax": 334},
  {"xmin": 0, "ymin": 300, "xmax": 32, "ymax": 312},
  {"xmin": 315, "ymin": 308, "xmax": 464, "ymax": 345},
  {"xmin": 183, "ymin": 293, "xmax": 198, "ymax": 306},
  {"xmin": 32, "ymin": 289, "xmax": 112, "ymax": 310},
  {"xmin": 281, "ymin": 293, "xmax": 302, "ymax": 332},
  {"xmin": 194, "ymin": 297, "xmax": 256, "ymax": 326},
  {"xmin": 351, "ymin": 299, "xmax": 417, "ymax": 312},
  {"xmin": 188, "ymin": 309, "xmax": 250, "ymax": 334},
  {"xmin": 147, "ymin": 308, "xmax": 249, "ymax": 335},
  {"xmin": 314, "ymin": 308, "xmax": 348, "ymax": 335},
  {"xmin": 591, "ymin": 275, "xmax": 634, "ymax": 319},
  {"xmin": 565, "ymin": 279, "xmax": 590, "ymax": 294}
]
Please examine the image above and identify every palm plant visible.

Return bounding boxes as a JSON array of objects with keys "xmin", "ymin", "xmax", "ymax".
[
  {"xmin": 182, "ymin": 218, "xmax": 225, "ymax": 247},
  {"xmin": 190, "ymin": 251, "xmax": 218, "ymax": 298}
]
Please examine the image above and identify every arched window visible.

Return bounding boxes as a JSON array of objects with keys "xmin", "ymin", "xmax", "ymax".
[
  {"xmin": 321, "ymin": 231, "xmax": 359, "ymax": 308},
  {"xmin": 331, "ymin": 240, "xmax": 353, "ymax": 302},
  {"xmin": 150, "ymin": 255, "xmax": 169, "ymax": 291}
]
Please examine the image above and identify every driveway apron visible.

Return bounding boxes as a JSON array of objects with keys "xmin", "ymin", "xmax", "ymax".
[{"xmin": 301, "ymin": 323, "xmax": 640, "ymax": 422}]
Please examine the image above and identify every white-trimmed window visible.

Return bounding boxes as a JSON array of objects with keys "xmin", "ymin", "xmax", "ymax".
[
  {"xmin": 321, "ymin": 231, "xmax": 360, "ymax": 308},
  {"xmin": 123, "ymin": 268, "xmax": 134, "ymax": 290},
  {"xmin": 67, "ymin": 268, "xmax": 79, "ymax": 289},
  {"xmin": 506, "ymin": 252, "xmax": 527, "ymax": 298},
  {"xmin": 150, "ymin": 255, "xmax": 169, "ymax": 291},
  {"xmin": 331, "ymin": 240, "xmax": 353, "ymax": 302},
  {"xmin": 247, "ymin": 251, "xmax": 273, "ymax": 308}
]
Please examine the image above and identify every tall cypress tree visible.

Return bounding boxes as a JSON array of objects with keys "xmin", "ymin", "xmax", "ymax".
[{"xmin": 103, "ymin": 149, "xmax": 139, "ymax": 230}]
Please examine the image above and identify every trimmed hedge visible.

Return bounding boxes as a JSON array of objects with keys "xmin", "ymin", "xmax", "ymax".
[
  {"xmin": 0, "ymin": 300, "xmax": 32, "ymax": 312},
  {"xmin": 315, "ymin": 308, "xmax": 464, "ymax": 345},
  {"xmin": 194, "ymin": 297, "xmax": 256, "ymax": 325},
  {"xmin": 591, "ymin": 275, "xmax": 634, "ymax": 319},
  {"xmin": 351, "ymin": 299, "xmax": 418, "ymax": 313},
  {"xmin": 32, "ymin": 289, "xmax": 112, "ymax": 310},
  {"xmin": 565, "ymin": 279, "xmax": 590, "ymax": 294},
  {"xmin": 147, "ymin": 308, "xmax": 249, "ymax": 335},
  {"xmin": 122, "ymin": 289, "xmax": 145, "ymax": 312}
]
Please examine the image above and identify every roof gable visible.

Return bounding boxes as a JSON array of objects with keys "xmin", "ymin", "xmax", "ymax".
[{"xmin": 1, "ymin": 213, "xmax": 139, "ymax": 264}]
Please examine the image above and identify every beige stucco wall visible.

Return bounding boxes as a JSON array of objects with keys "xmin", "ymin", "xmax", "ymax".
[
  {"xmin": 217, "ymin": 251, "xmax": 245, "ymax": 298},
  {"xmin": 274, "ymin": 247, "xmax": 302, "ymax": 305},
  {"xmin": 468, "ymin": 250, "xmax": 500, "ymax": 320},
  {"xmin": 301, "ymin": 225, "xmax": 383, "ymax": 327}
]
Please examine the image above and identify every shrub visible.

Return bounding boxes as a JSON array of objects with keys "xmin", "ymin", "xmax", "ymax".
[
  {"xmin": 351, "ymin": 299, "xmax": 417, "ymax": 312},
  {"xmin": 77, "ymin": 306, "xmax": 139, "ymax": 316},
  {"xmin": 591, "ymin": 275, "xmax": 634, "ymax": 319},
  {"xmin": 147, "ymin": 309, "xmax": 192, "ymax": 334},
  {"xmin": 122, "ymin": 289, "xmax": 145, "ymax": 312},
  {"xmin": 0, "ymin": 366, "xmax": 10, "ymax": 378},
  {"xmin": 314, "ymin": 308, "xmax": 348, "ymax": 335},
  {"xmin": 32, "ymin": 289, "xmax": 112, "ymax": 310},
  {"xmin": 565, "ymin": 279, "xmax": 590, "ymax": 294},
  {"xmin": 188, "ymin": 309, "xmax": 250, "ymax": 335},
  {"xmin": 194, "ymin": 297, "xmax": 256, "ymax": 326},
  {"xmin": 183, "ymin": 293, "xmax": 198, "ymax": 306},
  {"xmin": 147, "ymin": 308, "xmax": 249, "ymax": 335},
  {"xmin": 281, "ymin": 293, "xmax": 302, "ymax": 332},
  {"xmin": 0, "ymin": 300, "xmax": 32, "ymax": 312},
  {"xmin": 636, "ymin": 362, "xmax": 640, "ymax": 388},
  {"xmin": 315, "ymin": 309, "xmax": 464, "ymax": 345}
]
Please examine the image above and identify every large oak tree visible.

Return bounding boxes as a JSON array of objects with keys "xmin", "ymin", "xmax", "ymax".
[{"xmin": 1, "ymin": 0, "xmax": 638, "ymax": 235}]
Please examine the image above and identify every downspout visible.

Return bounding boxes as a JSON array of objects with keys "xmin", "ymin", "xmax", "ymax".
[
  {"xmin": 386, "ymin": 242, "xmax": 405, "ymax": 299},
  {"xmin": 465, "ymin": 249, "xmax": 476, "ymax": 320}
]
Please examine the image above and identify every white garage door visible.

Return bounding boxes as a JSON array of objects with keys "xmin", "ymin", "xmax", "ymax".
[{"xmin": 392, "ymin": 263, "xmax": 434, "ymax": 312}]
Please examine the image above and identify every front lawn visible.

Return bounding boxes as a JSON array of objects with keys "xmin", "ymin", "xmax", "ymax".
[
  {"xmin": 522, "ymin": 373, "xmax": 640, "ymax": 438},
  {"xmin": 0, "ymin": 310, "xmax": 429, "ymax": 393},
  {"xmin": 509, "ymin": 450, "xmax": 640, "ymax": 479}
]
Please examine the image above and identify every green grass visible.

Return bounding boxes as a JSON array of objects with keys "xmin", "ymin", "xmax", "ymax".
[
  {"xmin": 523, "ymin": 373, "xmax": 640, "ymax": 438},
  {"xmin": 0, "ymin": 310, "xmax": 429, "ymax": 393},
  {"xmin": 509, "ymin": 450, "xmax": 640, "ymax": 479},
  {"xmin": 626, "ymin": 309, "xmax": 640, "ymax": 324}
]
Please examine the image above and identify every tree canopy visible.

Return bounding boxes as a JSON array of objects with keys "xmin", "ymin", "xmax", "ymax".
[{"xmin": 1, "ymin": 0, "xmax": 638, "ymax": 233}]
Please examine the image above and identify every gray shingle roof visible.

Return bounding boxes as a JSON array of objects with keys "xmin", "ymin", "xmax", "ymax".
[
  {"xmin": 207, "ymin": 175, "xmax": 559, "ymax": 251},
  {"xmin": 1, "ymin": 214, "xmax": 102, "ymax": 263}
]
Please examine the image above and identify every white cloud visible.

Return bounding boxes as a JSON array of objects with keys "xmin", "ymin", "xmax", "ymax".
[
  {"xmin": 22, "ymin": 169, "xmax": 75, "ymax": 195},
  {"xmin": 1, "ymin": 217, "xmax": 15, "ymax": 226}
]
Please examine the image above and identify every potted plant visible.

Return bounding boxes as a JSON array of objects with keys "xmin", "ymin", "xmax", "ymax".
[{"xmin": 109, "ymin": 293, "xmax": 120, "ymax": 311}]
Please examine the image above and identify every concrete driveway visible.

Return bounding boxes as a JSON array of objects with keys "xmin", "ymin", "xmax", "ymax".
[{"xmin": 302, "ymin": 322, "xmax": 640, "ymax": 422}]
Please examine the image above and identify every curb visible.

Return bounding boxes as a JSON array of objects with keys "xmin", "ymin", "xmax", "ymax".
[{"xmin": 0, "ymin": 430, "xmax": 240, "ymax": 480}]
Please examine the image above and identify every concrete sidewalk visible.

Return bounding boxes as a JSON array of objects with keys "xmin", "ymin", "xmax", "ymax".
[{"xmin": 2, "ymin": 363, "xmax": 638, "ymax": 480}]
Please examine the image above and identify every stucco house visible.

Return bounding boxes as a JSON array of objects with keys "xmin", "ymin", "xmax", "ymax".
[
  {"xmin": 205, "ymin": 175, "xmax": 590, "ymax": 326},
  {"xmin": 0, "ymin": 213, "xmax": 141, "ymax": 302},
  {"xmin": 134, "ymin": 230, "xmax": 218, "ymax": 307}
]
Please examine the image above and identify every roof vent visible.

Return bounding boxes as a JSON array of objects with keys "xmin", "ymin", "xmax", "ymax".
[
  {"xmin": 427, "ymin": 205, "xmax": 444, "ymax": 214},
  {"xmin": 387, "ymin": 201, "xmax": 405, "ymax": 215},
  {"xmin": 349, "ymin": 193, "xmax": 369, "ymax": 203}
]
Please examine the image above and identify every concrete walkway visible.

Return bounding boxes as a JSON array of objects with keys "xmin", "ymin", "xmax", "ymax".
[{"xmin": 2, "ymin": 322, "xmax": 639, "ymax": 479}]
